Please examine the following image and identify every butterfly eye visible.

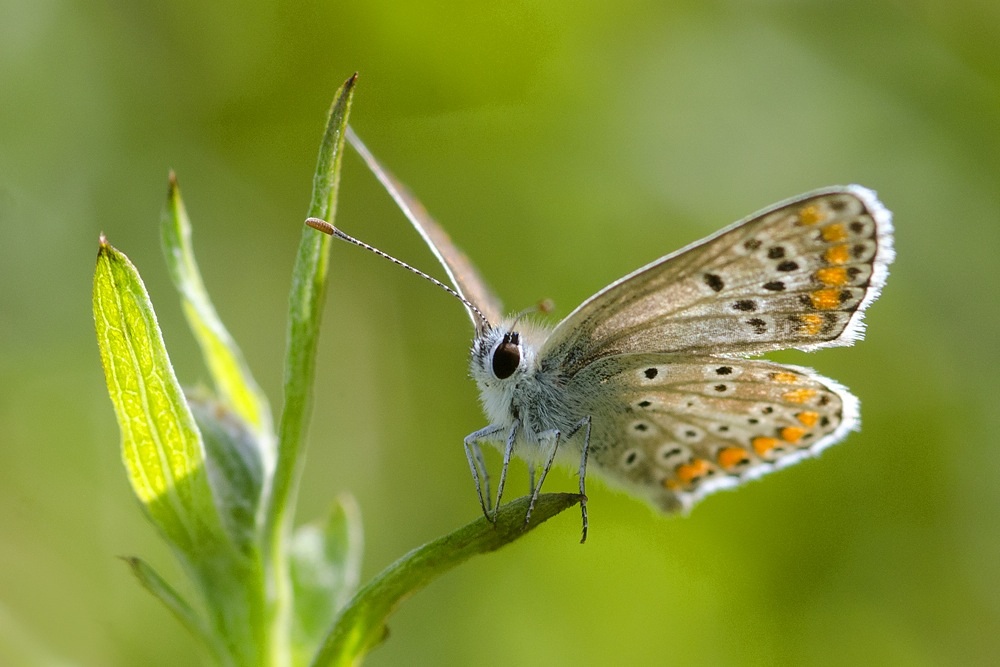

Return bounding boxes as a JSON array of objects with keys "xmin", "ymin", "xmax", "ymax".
[{"xmin": 491, "ymin": 332, "xmax": 521, "ymax": 379}]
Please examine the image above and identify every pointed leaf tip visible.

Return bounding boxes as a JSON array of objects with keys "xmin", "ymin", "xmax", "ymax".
[
  {"xmin": 159, "ymin": 176, "xmax": 274, "ymax": 442},
  {"xmin": 265, "ymin": 68, "xmax": 358, "ymax": 546},
  {"xmin": 93, "ymin": 242, "xmax": 224, "ymax": 554},
  {"xmin": 119, "ymin": 555, "xmax": 225, "ymax": 663}
]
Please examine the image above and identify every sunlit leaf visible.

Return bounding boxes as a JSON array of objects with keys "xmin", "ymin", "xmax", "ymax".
[{"xmin": 93, "ymin": 237, "xmax": 224, "ymax": 556}]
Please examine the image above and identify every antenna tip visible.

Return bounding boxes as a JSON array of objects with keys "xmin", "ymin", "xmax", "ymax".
[{"xmin": 306, "ymin": 217, "xmax": 336, "ymax": 235}]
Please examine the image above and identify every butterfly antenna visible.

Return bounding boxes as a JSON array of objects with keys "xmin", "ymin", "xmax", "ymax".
[
  {"xmin": 508, "ymin": 298, "xmax": 555, "ymax": 330},
  {"xmin": 306, "ymin": 217, "xmax": 491, "ymax": 327}
]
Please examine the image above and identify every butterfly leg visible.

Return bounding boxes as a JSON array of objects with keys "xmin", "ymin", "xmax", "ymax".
[
  {"xmin": 491, "ymin": 419, "xmax": 521, "ymax": 524},
  {"xmin": 575, "ymin": 416, "xmax": 592, "ymax": 544},
  {"xmin": 523, "ymin": 416, "xmax": 591, "ymax": 541},
  {"xmin": 524, "ymin": 430, "xmax": 561, "ymax": 530},
  {"xmin": 464, "ymin": 424, "xmax": 503, "ymax": 520},
  {"xmin": 472, "ymin": 442, "xmax": 492, "ymax": 513}
]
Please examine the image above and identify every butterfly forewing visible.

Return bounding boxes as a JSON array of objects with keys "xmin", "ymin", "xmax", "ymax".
[
  {"xmin": 347, "ymin": 128, "xmax": 505, "ymax": 327},
  {"xmin": 572, "ymin": 355, "xmax": 856, "ymax": 512},
  {"xmin": 541, "ymin": 186, "xmax": 893, "ymax": 373}
]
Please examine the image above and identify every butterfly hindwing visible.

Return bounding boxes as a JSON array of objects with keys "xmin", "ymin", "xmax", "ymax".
[{"xmin": 571, "ymin": 355, "xmax": 857, "ymax": 512}]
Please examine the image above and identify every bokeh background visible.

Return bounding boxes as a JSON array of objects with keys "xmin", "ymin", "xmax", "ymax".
[{"xmin": 3, "ymin": 1, "xmax": 999, "ymax": 665}]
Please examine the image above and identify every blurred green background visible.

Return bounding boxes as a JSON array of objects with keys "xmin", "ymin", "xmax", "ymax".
[{"xmin": 3, "ymin": 1, "xmax": 999, "ymax": 665}]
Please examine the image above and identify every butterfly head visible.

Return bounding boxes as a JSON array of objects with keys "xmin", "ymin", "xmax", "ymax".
[
  {"xmin": 473, "ymin": 325, "xmax": 528, "ymax": 384},
  {"xmin": 490, "ymin": 330, "xmax": 521, "ymax": 379},
  {"xmin": 471, "ymin": 316, "xmax": 552, "ymax": 405},
  {"xmin": 469, "ymin": 323, "xmax": 526, "ymax": 426},
  {"xmin": 471, "ymin": 301, "xmax": 553, "ymax": 382}
]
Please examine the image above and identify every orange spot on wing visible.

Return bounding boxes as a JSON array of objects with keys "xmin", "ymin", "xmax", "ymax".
[
  {"xmin": 780, "ymin": 426, "xmax": 807, "ymax": 444},
  {"xmin": 718, "ymin": 446, "xmax": 751, "ymax": 470},
  {"xmin": 783, "ymin": 388, "xmax": 817, "ymax": 404},
  {"xmin": 663, "ymin": 478, "xmax": 681, "ymax": 491},
  {"xmin": 752, "ymin": 436, "xmax": 780, "ymax": 456},
  {"xmin": 797, "ymin": 313, "xmax": 824, "ymax": 336},
  {"xmin": 796, "ymin": 411, "xmax": 820, "ymax": 427},
  {"xmin": 824, "ymin": 244, "xmax": 850, "ymax": 265},
  {"xmin": 821, "ymin": 223, "xmax": 848, "ymax": 242},
  {"xmin": 797, "ymin": 205, "xmax": 824, "ymax": 225},
  {"xmin": 815, "ymin": 267, "xmax": 849, "ymax": 286},
  {"xmin": 810, "ymin": 288, "xmax": 843, "ymax": 310},
  {"xmin": 675, "ymin": 459, "xmax": 713, "ymax": 485},
  {"xmin": 771, "ymin": 372, "xmax": 799, "ymax": 384}
]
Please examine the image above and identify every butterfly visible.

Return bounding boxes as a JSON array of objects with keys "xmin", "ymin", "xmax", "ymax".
[{"xmin": 308, "ymin": 128, "xmax": 894, "ymax": 543}]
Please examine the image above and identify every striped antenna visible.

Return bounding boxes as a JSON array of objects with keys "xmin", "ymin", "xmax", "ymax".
[{"xmin": 306, "ymin": 217, "xmax": 492, "ymax": 328}]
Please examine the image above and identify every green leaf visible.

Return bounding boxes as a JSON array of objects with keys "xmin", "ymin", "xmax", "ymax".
[
  {"xmin": 190, "ymin": 395, "xmax": 264, "ymax": 553},
  {"xmin": 311, "ymin": 493, "xmax": 584, "ymax": 667},
  {"xmin": 290, "ymin": 494, "xmax": 363, "ymax": 664},
  {"xmin": 93, "ymin": 237, "xmax": 225, "ymax": 556},
  {"xmin": 159, "ymin": 177, "xmax": 271, "ymax": 664},
  {"xmin": 161, "ymin": 175, "xmax": 275, "ymax": 451},
  {"xmin": 254, "ymin": 72, "xmax": 357, "ymax": 666},
  {"xmin": 264, "ymin": 72, "xmax": 357, "ymax": 545},
  {"xmin": 122, "ymin": 556, "xmax": 228, "ymax": 665}
]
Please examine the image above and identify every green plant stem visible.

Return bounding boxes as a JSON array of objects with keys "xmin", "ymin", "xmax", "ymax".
[{"xmin": 312, "ymin": 493, "xmax": 583, "ymax": 667}]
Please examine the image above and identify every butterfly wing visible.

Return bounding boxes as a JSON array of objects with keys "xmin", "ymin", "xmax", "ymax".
[
  {"xmin": 570, "ymin": 354, "xmax": 857, "ymax": 512},
  {"xmin": 347, "ymin": 128, "xmax": 504, "ymax": 328},
  {"xmin": 539, "ymin": 186, "xmax": 893, "ymax": 373}
]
